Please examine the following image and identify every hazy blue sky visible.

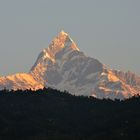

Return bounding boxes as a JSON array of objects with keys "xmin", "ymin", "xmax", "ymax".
[{"xmin": 0, "ymin": 0, "xmax": 140, "ymax": 76}]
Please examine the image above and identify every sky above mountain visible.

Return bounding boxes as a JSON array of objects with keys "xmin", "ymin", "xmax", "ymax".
[{"xmin": 0, "ymin": 0, "xmax": 140, "ymax": 76}]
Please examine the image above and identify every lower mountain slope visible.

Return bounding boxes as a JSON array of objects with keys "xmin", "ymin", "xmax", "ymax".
[{"xmin": 0, "ymin": 73, "xmax": 43, "ymax": 90}]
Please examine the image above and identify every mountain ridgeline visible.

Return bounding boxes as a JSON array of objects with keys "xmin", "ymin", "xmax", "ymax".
[{"xmin": 0, "ymin": 31, "xmax": 140, "ymax": 100}]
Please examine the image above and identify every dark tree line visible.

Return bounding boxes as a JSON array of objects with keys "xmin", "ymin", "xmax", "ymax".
[{"xmin": 0, "ymin": 88, "xmax": 139, "ymax": 140}]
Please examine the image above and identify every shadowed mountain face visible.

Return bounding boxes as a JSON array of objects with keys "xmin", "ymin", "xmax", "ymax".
[{"xmin": 0, "ymin": 31, "xmax": 140, "ymax": 99}]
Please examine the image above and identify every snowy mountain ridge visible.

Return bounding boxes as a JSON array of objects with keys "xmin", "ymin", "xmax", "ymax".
[{"xmin": 0, "ymin": 31, "xmax": 140, "ymax": 100}]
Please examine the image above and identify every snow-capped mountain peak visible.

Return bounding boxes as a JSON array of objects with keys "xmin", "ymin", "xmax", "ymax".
[
  {"xmin": 31, "ymin": 31, "xmax": 80, "ymax": 67},
  {"xmin": 29, "ymin": 31, "xmax": 140, "ymax": 100},
  {"xmin": 45, "ymin": 30, "xmax": 79, "ymax": 58},
  {"xmin": 57, "ymin": 30, "xmax": 79, "ymax": 51},
  {"xmin": 0, "ymin": 31, "xmax": 140, "ymax": 100}
]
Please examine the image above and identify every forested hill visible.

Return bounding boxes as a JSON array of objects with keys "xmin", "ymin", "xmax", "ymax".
[{"xmin": 0, "ymin": 88, "xmax": 140, "ymax": 140}]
